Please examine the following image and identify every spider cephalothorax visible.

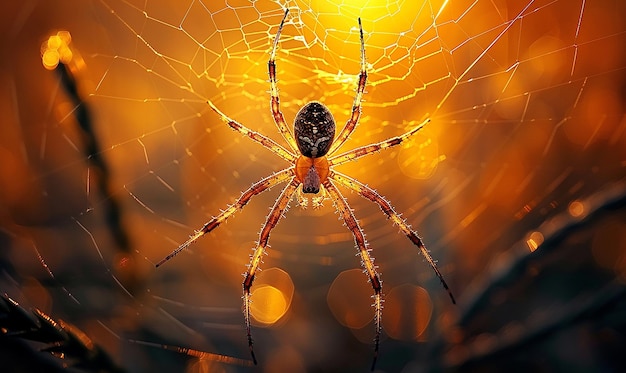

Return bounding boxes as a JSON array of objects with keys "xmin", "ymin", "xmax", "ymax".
[{"xmin": 157, "ymin": 9, "xmax": 454, "ymax": 370}]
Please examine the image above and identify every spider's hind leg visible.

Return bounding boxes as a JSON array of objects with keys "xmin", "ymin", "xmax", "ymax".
[
  {"xmin": 323, "ymin": 179, "xmax": 383, "ymax": 371},
  {"xmin": 242, "ymin": 177, "xmax": 299, "ymax": 364},
  {"xmin": 330, "ymin": 171, "xmax": 456, "ymax": 304}
]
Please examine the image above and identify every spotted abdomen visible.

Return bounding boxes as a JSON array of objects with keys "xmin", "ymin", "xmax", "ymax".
[{"xmin": 294, "ymin": 101, "xmax": 335, "ymax": 158}]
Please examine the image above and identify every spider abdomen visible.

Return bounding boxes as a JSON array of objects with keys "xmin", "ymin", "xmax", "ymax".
[{"xmin": 294, "ymin": 101, "xmax": 335, "ymax": 158}]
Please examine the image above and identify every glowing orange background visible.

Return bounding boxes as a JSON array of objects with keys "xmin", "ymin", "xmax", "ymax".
[{"xmin": 1, "ymin": 0, "xmax": 625, "ymax": 372}]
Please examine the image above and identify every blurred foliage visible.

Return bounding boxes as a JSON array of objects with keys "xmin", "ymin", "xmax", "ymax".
[{"xmin": 0, "ymin": 294, "xmax": 125, "ymax": 373}]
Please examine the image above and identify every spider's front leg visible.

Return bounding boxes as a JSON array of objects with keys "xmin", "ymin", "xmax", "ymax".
[
  {"xmin": 242, "ymin": 177, "xmax": 299, "ymax": 364},
  {"xmin": 323, "ymin": 179, "xmax": 383, "ymax": 371},
  {"xmin": 329, "ymin": 117, "xmax": 430, "ymax": 167},
  {"xmin": 268, "ymin": 8, "xmax": 299, "ymax": 152},
  {"xmin": 207, "ymin": 101, "xmax": 296, "ymax": 163},
  {"xmin": 328, "ymin": 17, "xmax": 367, "ymax": 156}
]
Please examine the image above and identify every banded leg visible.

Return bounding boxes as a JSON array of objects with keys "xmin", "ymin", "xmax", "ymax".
[
  {"xmin": 329, "ymin": 118, "xmax": 430, "ymax": 167},
  {"xmin": 330, "ymin": 170, "xmax": 456, "ymax": 304},
  {"xmin": 328, "ymin": 17, "xmax": 368, "ymax": 156},
  {"xmin": 243, "ymin": 177, "xmax": 300, "ymax": 364},
  {"xmin": 208, "ymin": 100, "xmax": 297, "ymax": 163},
  {"xmin": 323, "ymin": 179, "xmax": 382, "ymax": 371},
  {"xmin": 268, "ymin": 8, "xmax": 299, "ymax": 153},
  {"xmin": 155, "ymin": 169, "xmax": 294, "ymax": 267}
]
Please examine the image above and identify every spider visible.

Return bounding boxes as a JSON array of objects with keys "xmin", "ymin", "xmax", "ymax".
[{"xmin": 156, "ymin": 9, "xmax": 455, "ymax": 370}]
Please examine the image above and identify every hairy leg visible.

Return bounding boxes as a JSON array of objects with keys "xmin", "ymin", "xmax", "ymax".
[
  {"xmin": 242, "ymin": 177, "xmax": 300, "ymax": 364},
  {"xmin": 328, "ymin": 18, "xmax": 367, "ymax": 156},
  {"xmin": 268, "ymin": 9, "xmax": 299, "ymax": 152},
  {"xmin": 155, "ymin": 169, "xmax": 294, "ymax": 267},
  {"xmin": 330, "ymin": 170, "xmax": 455, "ymax": 304},
  {"xmin": 329, "ymin": 118, "xmax": 430, "ymax": 167},
  {"xmin": 323, "ymin": 179, "xmax": 383, "ymax": 370},
  {"xmin": 208, "ymin": 100, "xmax": 296, "ymax": 163}
]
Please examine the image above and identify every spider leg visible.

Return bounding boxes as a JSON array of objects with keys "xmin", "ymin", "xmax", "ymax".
[
  {"xmin": 328, "ymin": 17, "xmax": 367, "ymax": 156},
  {"xmin": 155, "ymin": 169, "xmax": 294, "ymax": 267},
  {"xmin": 329, "ymin": 170, "xmax": 456, "ymax": 304},
  {"xmin": 328, "ymin": 117, "xmax": 430, "ymax": 167},
  {"xmin": 323, "ymin": 179, "xmax": 382, "ymax": 371},
  {"xmin": 268, "ymin": 8, "xmax": 299, "ymax": 153},
  {"xmin": 207, "ymin": 100, "xmax": 297, "ymax": 163},
  {"xmin": 243, "ymin": 177, "xmax": 300, "ymax": 365}
]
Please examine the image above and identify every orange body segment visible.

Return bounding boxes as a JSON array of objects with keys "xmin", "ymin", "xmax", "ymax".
[{"xmin": 295, "ymin": 155, "xmax": 329, "ymax": 186}]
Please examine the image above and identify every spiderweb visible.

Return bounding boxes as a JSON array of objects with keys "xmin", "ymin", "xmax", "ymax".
[{"xmin": 2, "ymin": 0, "xmax": 625, "ymax": 371}]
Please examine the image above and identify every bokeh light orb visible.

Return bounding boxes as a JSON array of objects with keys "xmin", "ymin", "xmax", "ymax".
[
  {"xmin": 397, "ymin": 129, "xmax": 442, "ymax": 180},
  {"xmin": 382, "ymin": 284, "xmax": 432, "ymax": 341},
  {"xmin": 250, "ymin": 267, "xmax": 294, "ymax": 325},
  {"xmin": 327, "ymin": 269, "xmax": 373, "ymax": 330}
]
